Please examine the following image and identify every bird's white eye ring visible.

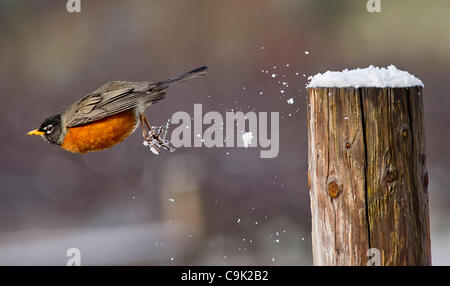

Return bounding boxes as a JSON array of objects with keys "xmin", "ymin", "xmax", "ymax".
[{"xmin": 46, "ymin": 125, "xmax": 54, "ymax": 134}]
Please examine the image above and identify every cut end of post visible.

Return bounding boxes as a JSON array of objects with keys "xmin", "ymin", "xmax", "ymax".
[{"xmin": 306, "ymin": 65, "xmax": 424, "ymax": 89}]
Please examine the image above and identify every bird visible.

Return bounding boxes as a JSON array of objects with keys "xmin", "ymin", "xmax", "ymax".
[{"xmin": 27, "ymin": 66, "xmax": 208, "ymax": 154}]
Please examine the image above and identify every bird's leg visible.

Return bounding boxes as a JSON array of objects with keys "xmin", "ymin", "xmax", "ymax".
[
  {"xmin": 142, "ymin": 115, "xmax": 152, "ymax": 133},
  {"xmin": 140, "ymin": 114, "xmax": 156, "ymax": 137},
  {"xmin": 139, "ymin": 114, "xmax": 148, "ymax": 139}
]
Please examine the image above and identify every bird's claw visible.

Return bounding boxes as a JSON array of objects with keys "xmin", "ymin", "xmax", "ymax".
[{"xmin": 143, "ymin": 119, "xmax": 175, "ymax": 154}]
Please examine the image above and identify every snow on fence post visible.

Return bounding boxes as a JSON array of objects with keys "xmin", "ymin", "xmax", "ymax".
[{"xmin": 306, "ymin": 66, "xmax": 431, "ymax": 266}]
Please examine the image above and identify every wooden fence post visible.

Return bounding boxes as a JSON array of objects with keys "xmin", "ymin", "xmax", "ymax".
[{"xmin": 307, "ymin": 85, "xmax": 431, "ymax": 266}]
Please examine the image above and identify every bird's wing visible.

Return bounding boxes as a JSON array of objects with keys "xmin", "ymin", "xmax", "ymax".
[
  {"xmin": 63, "ymin": 66, "xmax": 208, "ymax": 127},
  {"xmin": 64, "ymin": 81, "xmax": 165, "ymax": 127}
]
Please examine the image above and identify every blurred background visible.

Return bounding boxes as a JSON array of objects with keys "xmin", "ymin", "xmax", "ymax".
[{"xmin": 0, "ymin": 0, "xmax": 449, "ymax": 265}]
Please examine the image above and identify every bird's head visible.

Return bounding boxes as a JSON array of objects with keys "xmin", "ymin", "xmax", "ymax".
[{"xmin": 27, "ymin": 114, "xmax": 64, "ymax": 145}]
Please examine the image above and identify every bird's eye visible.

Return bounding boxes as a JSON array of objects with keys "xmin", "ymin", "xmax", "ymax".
[{"xmin": 46, "ymin": 125, "xmax": 54, "ymax": 134}]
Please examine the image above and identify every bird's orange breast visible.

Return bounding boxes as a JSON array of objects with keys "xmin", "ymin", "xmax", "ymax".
[{"xmin": 61, "ymin": 110, "xmax": 137, "ymax": 154}]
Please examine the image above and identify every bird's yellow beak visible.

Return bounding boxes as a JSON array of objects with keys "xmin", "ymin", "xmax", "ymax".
[{"xmin": 27, "ymin": 129, "xmax": 45, "ymax": 136}]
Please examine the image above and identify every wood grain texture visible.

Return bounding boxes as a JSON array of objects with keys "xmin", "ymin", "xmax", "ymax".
[{"xmin": 307, "ymin": 87, "xmax": 431, "ymax": 266}]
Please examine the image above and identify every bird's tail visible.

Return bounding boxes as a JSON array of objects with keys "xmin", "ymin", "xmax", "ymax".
[{"xmin": 157, "ymin": 66, "xmax": 208, "ymax": 89}]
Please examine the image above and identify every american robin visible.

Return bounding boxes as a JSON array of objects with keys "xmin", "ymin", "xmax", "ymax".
[{"xmin": 27, "ymin": 66, "xmax": 208, "ymax": 153}]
